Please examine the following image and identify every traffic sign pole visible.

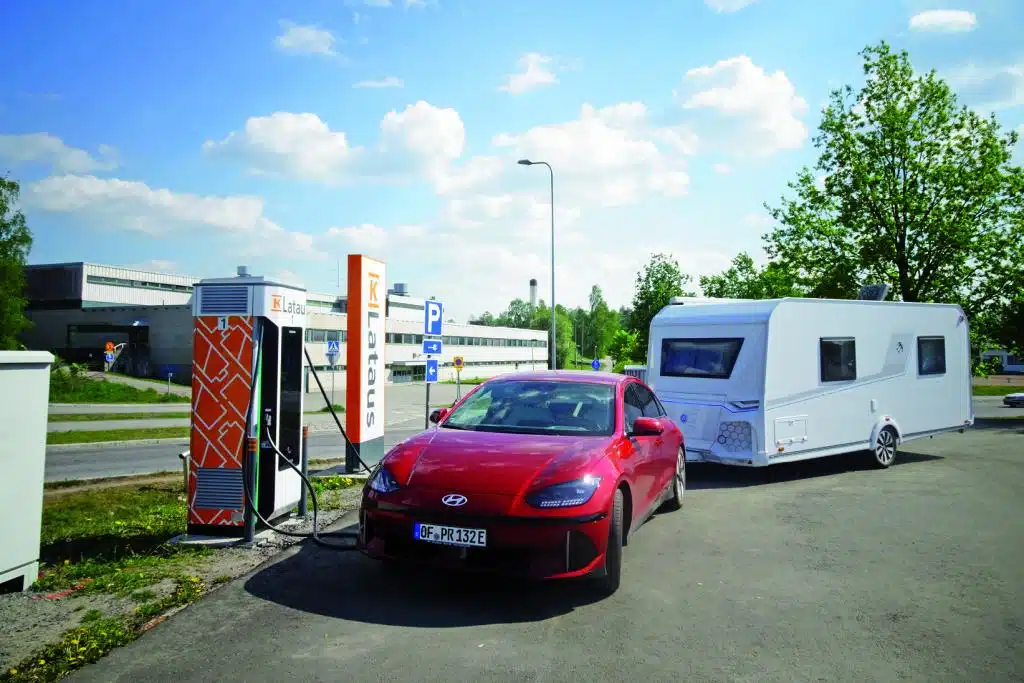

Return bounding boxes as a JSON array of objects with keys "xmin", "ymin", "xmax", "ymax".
[
  {"xmin": 425, "ymin": 377, "xmax": 431, "ymax": 429},
  {"xmin": 423, "ymin": 300, "xmax": 444, "ymax": 428}
]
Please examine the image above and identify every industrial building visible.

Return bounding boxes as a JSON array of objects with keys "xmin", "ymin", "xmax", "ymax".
[{"xmin": 21, "ymin": 262, "xmax": 549, "ymax": 390}]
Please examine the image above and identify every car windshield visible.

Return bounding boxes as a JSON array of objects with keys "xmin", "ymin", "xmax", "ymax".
[{"xmin": 441, "ymin": 380, "xmax": 616, "ymax": 435}]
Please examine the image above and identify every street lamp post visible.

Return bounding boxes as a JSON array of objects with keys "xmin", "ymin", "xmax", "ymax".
[{"xmin": 518, "ymin": 158, "xmax": 556, "ymax": 371}]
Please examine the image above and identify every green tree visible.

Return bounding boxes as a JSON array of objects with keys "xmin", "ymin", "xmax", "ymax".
[
  {"xmin": 608, "ymin": 329, "xmax": 641, "ymax": 373},
  {"xmin": 628, "ymin": 253, "xmax": 692, "ymax": 354},
  {"xmin": 0, "ymin": 176, "xmax": 33, "ymax": 349},
  {"xmin": 763, "ymin": 41, "xmax": 1024, "ymax": 337},
  {"xmin": 699, "ymin": 252, "xmax": 800, "ymax": 300},
  {"xmin": 586, "ymin": 285, "xmax": 620, "ymax": 359},
  {"xmin": 529, "ymin": 301, "xmax": 575, "ymax": 369}
]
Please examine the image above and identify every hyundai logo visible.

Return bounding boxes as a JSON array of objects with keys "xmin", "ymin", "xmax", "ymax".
[{"xmin": 441, "ymin": 493, "xmax": 467, "ymax": 507}]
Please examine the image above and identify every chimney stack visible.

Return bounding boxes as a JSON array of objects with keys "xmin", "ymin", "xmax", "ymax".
[{"xmin": 529, "ymin": 278, "xmax": 537, "ymax": 308}]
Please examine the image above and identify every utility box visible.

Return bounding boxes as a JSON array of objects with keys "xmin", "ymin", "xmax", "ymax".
[{"xmin": 0, "ymin": 351, "xmax": 53, "ymax": 592}]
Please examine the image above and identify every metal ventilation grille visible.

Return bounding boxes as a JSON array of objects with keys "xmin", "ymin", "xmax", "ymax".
[
  {"xmin": 199, "ymin": 286, "xmax": 249, "ymax": 315},
  {"xmin": 194, "ymin": 467, "xmax": 244, "ymax": 510}
]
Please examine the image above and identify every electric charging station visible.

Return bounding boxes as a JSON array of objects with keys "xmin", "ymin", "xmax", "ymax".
[{"xmin": 187, "ymin": 267, "xmax": 307, "ymax": 538}]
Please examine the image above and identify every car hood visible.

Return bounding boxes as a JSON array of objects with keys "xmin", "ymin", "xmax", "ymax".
[{"xmin": 385, "ymin": 428, "xmax": 613, "ymax": 496}]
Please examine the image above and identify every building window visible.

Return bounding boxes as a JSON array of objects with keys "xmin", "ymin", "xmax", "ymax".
[
  {"xmin": 86, "ymin": 274, "xmax": 192, "ymax": 294},
  {"xmin": 917, "ymin": 336, "xmax": 946, "ymax": 375},
  {"xmin": 820, "ymin": 338, "xmax": 856, "ymax": 382}
]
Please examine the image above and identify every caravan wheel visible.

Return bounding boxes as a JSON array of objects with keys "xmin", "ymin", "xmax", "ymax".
[{"xmin": 872, "ymin": 426, "xmax": 898, "ymax": 469}]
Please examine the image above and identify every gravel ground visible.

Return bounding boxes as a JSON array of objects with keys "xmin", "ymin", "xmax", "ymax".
[{"xmin": 0, "ymin": 486, "xmax": 364, "ymax": 673}]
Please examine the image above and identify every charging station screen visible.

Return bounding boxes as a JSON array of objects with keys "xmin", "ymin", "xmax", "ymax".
[{"xmin": 279, "ymin": 326, "xmax": 303, "ymax": 469}]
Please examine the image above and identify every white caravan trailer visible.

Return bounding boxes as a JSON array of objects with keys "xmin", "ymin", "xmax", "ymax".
[{"xmin": 644, "ymin": 297, "xmax": 974, "ymax": 468}]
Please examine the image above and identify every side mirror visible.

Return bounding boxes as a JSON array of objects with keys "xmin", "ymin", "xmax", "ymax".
[
  {"xmin": 429, "ymin": 407, "xmax": 450, "ymax": 424},
  {"xmin": 631, "ymin": 416, "xmax": 664, "ymax": 437}
]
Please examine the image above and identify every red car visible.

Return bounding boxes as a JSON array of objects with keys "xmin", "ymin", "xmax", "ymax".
[{"xmin": 357, "ymin": 370, "xmax": 686, "ymax": 595}]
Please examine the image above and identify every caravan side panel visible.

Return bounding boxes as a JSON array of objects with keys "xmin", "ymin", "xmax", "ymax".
[{"xmin": 762, "ymin": 301, "xmax": 971, "ymax": 464}]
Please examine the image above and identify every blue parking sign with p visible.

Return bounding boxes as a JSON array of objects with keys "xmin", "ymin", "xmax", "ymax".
[{"xmin": 424, "ymin": 300, "xmax": 444, "ymax": 336}]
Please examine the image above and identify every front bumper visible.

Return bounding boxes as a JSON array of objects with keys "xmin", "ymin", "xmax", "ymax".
[{"xmin": 358, "ymin": 497, "xmax": 610, "ymax": 580}]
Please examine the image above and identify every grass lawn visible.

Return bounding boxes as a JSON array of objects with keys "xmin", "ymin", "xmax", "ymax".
[
  {"xmin": 50, "ymin": 377, "xmax": 189, "ymax": 404},
  {"xmin": 47, "ymin": 427, "xmax": 190, "ymax": 445},
  {"xmin": 3, "ymin": 482, "xmax": 210, "ymax": 682},
  {"xmin": 6, "ymin": 475, "xmax": 361, "ymax": 682},
  {"xmin": 972, "ymin": 384, "xmax": 1022, "ymax": 396},
  {"xmin": 49, "ymin": 412, "xmax": 191, "ymax": 423}
]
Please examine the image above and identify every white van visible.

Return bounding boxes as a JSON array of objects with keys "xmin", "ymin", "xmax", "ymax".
[{"xmin": 644, "ymin": 297, "xmax": 974, "ymax": 468}]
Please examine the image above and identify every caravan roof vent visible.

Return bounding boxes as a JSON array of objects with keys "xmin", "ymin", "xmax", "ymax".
[{"xmin": 857, "ymin": 284, "xmax": 890, "ymax": 301}]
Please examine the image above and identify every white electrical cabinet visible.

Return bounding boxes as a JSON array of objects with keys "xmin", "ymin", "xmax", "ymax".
[{"xmin": 0, "ymin": 351, "xmax": 53, "ymax": 592}]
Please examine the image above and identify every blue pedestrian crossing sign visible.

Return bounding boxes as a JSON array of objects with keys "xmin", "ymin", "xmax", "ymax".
[
  {"xmin": 425, "ymin": 359, "xmax": 439, "ymax": 383},
  {"xmin": 423, "ymin": 339, "xmax": 442, "ymax": 355},
  {"xmin": 326, "ymin": 340, "xmax": 341, "ymax": 366},
  {"xmin": 591, "ymin": 359, "xmax": 601, "ymax": 371}
]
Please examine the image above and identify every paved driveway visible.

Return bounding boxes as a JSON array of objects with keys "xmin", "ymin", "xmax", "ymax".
[{"xmin": 68, "ymin": 424, "xmax": 1023, "ymax": 682}]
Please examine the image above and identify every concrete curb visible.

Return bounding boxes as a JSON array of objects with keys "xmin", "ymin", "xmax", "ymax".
[{"xmin": 47, "ymin": 437, "xmax": 190, "ymax": 451}]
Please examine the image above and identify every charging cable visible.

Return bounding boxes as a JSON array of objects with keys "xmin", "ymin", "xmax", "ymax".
[{"xmin": 232, "ymin": 326, "xmax": 379, "ymax": 551}]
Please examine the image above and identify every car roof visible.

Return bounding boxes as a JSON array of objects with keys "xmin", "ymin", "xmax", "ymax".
[{"xmin": 481, "ymin": 370, "xmax": 628, "ymax": 386}]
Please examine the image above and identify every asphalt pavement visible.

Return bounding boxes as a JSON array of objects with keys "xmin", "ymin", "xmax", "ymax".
[
  {"xmin": 44, "ymin": 395, "xmax": 1021, "ymax": 482},
  {"xmin": 67, "ymin": 424, "xmax": 1024, "ymax": 682},
  {"xmin": 45, "ymin": 422, "xmax": 425, "ymax": 482}
]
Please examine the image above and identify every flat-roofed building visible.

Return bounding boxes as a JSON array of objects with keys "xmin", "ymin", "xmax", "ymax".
[{"xmin": 21, "ymin": 262, "xmax": 548, "ymax": 390}]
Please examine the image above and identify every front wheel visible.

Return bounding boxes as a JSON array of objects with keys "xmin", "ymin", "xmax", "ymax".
[
  {"xmin": 871, "ymin": 426, "xmax": 898, "ymax": 469},
  {"xmin": 594, "ymin": 488, "xmax": 624, "ymax": 596}
]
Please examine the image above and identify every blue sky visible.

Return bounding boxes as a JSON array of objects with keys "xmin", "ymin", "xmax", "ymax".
[{"xmin": 1, "ymin": 0, "xmax": 1022, "ymax": 321}]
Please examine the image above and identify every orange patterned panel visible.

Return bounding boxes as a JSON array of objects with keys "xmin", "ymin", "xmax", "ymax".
[{"xmin": 189, "ymin": 316, "xmax": 255, "ymax": 526}]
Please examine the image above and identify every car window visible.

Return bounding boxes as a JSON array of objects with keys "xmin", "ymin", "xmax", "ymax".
[
  {"xmin": 632, "ymin": 383, "xmax": 662, "ymax": 418},
  {"xmin": 441, "ymin": 379, "xmax": 616, "ymax": 436},
  {"xmin": 623, "ymin": 384, "xmax": 644, "ymax": 432}
]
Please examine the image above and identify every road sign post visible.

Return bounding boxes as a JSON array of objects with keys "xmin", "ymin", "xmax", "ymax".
[
  {"xmin": 326, "ymin": 340, "xmax": 341, "ymax": 406},
  {"xmin": 453, "ymin": 355, "xmax": 464, "ymax": 400},
  {"xmin": 423, "ymin": 300, "xmax": 444, "ymax": 428}
]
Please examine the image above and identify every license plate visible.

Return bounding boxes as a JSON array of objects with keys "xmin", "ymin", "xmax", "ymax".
[{"xmin": 413, "ymin": 522, "xmax": 487, "ymax": 547}]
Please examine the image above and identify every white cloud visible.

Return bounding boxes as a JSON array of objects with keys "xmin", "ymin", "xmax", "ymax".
[
  {"xmin": 275, "ymin": 21, "xmax": 340, "ymax": 56},
  {"xmin": 713, "ymin": 162, "xmax": 731, "ymax": 174},
  {"xmin": 498, "ymin": 53, "xmax": 559, "ymax": 95},
  {"xmin": 682, "ymin": 54, "xmax": 808, "ymax": 156},
  {"xmin": 483, "ymin": 102, "xmax": 694, "ymax": 207},
  {"xmin": 363, "ymin": 0, "xmax": 392, "ymax": 6},
  {"xmin": 909, "ymin": 9, "xmax": 977, "ymax": 33},
  {"xmin": 942, "ymin": 61, "xmax": 1024, "ymax": 112},
  {"xmin": 205, "ymin": 101, "xmax": 465, "ymax": 184},
  {"xmin": 405, "ymin": 0, "xmax": 426, "ymax": 6},
  {"xmin": 353, "ymin": 76, "xmax": 404, "ymax": 88},
  {"xmin": 203, "ymin": 112, "xmax": 360, "ymax": 182},
  {"xmin": 704, "ymin": 0, "xmax": 759, "ymax": 12},
  {"xmin": 0, "ymin": 133, "xmax": 119, "ymax": 173},
  {"xmin": 22, "ymin": 174, "xmax": 322, "ymax": 259}
]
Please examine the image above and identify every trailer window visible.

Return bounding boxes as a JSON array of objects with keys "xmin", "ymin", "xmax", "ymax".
[
  {"xmin": 660, "ymin": 338, "xmax": 744, "ymax": 379},
  {"xmin": 917, "ymin": 336, "xmax": 946, "ymax": 375},
  {"xmin": 820, "ymin": 338, "xmax": 856, "ymax": 382}
]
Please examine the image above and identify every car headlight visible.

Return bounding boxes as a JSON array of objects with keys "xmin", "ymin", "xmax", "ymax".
[
  {"xmin": 526, "ymin": 475, "xmax": 602, "ymax": 509},
  {"xmin": 368, "ymin": 466, "xmax": 400, "ymax": 494}
]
